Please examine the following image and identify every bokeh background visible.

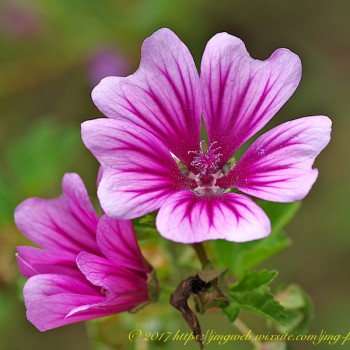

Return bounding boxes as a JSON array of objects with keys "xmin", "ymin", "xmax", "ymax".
[{"xmin": 0, "ymin": 0, "xmax": 349, "ymax": 349}]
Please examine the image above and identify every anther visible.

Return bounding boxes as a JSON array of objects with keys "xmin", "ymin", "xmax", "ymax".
[{"xmin": 189, "ymin": 141, "xmax": 222, "ymax": 176}]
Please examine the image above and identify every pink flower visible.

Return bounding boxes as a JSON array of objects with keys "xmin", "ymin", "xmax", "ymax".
[
  {"xmin": 82, "ymin": 28, "xmax": 331, "ymax": 244},
  {"xmin": 87, "ymin": 46, "xmax": 129, "ymax": 87},
  {"xmin": 15, "ymin": 173, "xmax": 152, "ymax": 331},
  {"xmin": 0, "ymin": 2, "xmax": 42, "ymax": 39}
]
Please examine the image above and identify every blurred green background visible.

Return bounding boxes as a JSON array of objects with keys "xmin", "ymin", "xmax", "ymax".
[{"xmin": 0, "ymin": 0, "xmax": 349, "ymax": 349}]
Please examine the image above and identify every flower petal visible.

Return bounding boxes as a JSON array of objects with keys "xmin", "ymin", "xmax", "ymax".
[
  {"xmin": 156, "ymin": 191, "xmax": 270, "ymax": 243},
  {"xmin": 24, "ymin": 274, "xmax": 104, "ymax": 331},
  {"xmin": 61, "ymin": 173, "xmax": 100, "ymax": 231},
  {"xmin": 24, "ymin": 274, "xmax": 100, "ymax": 304},
  {"xmin": 82, "ymin": 118, "xmax": 195, "ymax": 219},
  {"xmin": 17, "ymin": 253, "xmax": 38, "ymax": 278},
  {"xmin": 201, "ymin": 33, "xmax": 301, "ymax": 164},
  {"xmin": 14, "ymin": 173, "xmax": 100, "ymax": 255},
  {"xmin": 92, "ymin": 28, "xmax": 201, "ymax": 165},
  {"xmin": 26, "ymin": 294, "xmax": 110, "ymax": 331},
  {"xmin": 97, "ymin": 166, "xmax": 103, "ymax": 187},
  {"xmin": 97, "ymin": 215, "xmax": 151, "ymax": 273},
  {"xmin": 17, "ymin": 246, "xmax": 79, "ymax": 278},
  {"xmin": 217, "ymin": 116, "xmax": 332, "ymax": 202},
  {"xmin": 77, "ymin": 252, "xmax": 148, "ymax": 296},
  {"xmin": 65, "ymin": 292, "xmax": 145, "ymax": 319}
]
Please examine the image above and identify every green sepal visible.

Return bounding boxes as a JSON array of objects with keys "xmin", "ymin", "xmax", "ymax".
[
  {"xmin": 147, "ymin": 268, "xmax": 160, "ymax": 303},
  {"xmin": 193, "ymin": 268, "xmax": 230, "ymax": 314},
  {"xmin": 129, "ymin": 269, "xmax": 159, "ymax": 314}
]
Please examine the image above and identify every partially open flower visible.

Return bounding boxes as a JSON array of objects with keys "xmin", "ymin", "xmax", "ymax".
[{"xmin": 15, "ymin": 173, "xmax": 155, "ymax": 331}]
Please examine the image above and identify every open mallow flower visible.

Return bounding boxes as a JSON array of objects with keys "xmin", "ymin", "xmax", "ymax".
[
  {"xmin": 82, "ymin": 28, "xmax": 331, "ymax": 244},
  {"xmin": 15, "ymin": 173, "xmax": 155, "ymax": 331}
]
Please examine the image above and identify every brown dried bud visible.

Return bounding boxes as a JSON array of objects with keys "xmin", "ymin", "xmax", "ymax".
[{"xmin": 170, "ymin": 275, "xmax": 210, "ymax": 348}]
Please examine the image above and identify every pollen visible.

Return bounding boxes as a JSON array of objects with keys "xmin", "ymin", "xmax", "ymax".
[{"xmin": 189, "ymin": 141, "xmax": 222, "ymax": 176}]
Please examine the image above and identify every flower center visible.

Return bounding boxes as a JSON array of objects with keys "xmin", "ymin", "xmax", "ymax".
[
  {"xmin": 172, "ymin": 141, "xmax": 233, "ymax": 196},
  {"xmin": 185, "ymin": 141, "xmax": 227, "ymax": 196},
  {"xmin": 189, "ymin": 141, "xmax": 222, "ymax": 176}
]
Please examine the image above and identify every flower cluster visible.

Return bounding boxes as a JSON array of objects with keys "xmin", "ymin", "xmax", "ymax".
[{"xmin": 15, "ymin": 28, "xmax": 331, "ymax": 331}]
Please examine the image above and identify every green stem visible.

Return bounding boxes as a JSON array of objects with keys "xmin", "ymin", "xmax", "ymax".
[
  {"xmin": 192, "ymin": 244, "xmax": 262, "ymax": 349},
  {"xmin": 135, "ymin": 338, "xmax": 149, "ymax": 350},
  {"xmin": 233, "ymin": 318, "xmax": 262, "ymax": 350},
  {"xmin": 192, "ymin": 243, "xmax": 210, "ymax": 267}
]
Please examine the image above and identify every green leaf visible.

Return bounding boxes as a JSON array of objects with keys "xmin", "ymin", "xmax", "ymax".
[
  {"xmin": 213, "ymin": 201, "xmax": 300, "ymax": 277},
  {"xmin": 276, "ymin": 310, "xmax": 304, "ymax": 333},
  {"xmin": 222, "ymin": 303, "xmax": 240, "ymax": 322},
  {"xmin": 133, "ymin": 225, "xmax": 159, "ymax": 241},
  {"xmin": 228, "ymin": 270, "xmax": 287, "ymax": 324},
  {"xmin": 274, "ymin": 284, "xmax": 313, "ymax": 333},
  {"xmin": 260, "ymin": 200, "xmax": 301, "ymax": 233},
  {"xmin": 133, "ymin": 216, "xmax": 160, "ymax": 241},
  {"xmin": 138, "ymin": 212, "xmax": 156, "ymax": 225},
  {"xmin": 276, "ymin": 284, "xmax": 306, "ymax": 309},
  {"xmin": 231, "ymin": 269, "xmax": 277, "ymax": 292}
]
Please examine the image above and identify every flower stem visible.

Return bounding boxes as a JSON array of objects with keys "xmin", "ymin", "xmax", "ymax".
[
  {"xmin": 233, "ymin": 318, "xmax": 262, "ymax": 349},
  {"xmin": 192, "ymin": 243, "xmax": 210, "ymax": 267},
  {"xmin": 192, "ymin": 244, "xmax": 261, "ymax": 349}
]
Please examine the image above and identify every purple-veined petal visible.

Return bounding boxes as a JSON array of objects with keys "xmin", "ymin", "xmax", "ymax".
[
  {"xmin": 97, "ymin": 215, "xmax": 150, "ymax": 273},
  {"xmin": 17, "ymin": 253, "xmax": 38, "ymax": 277},
  {"xmin": 201, "ymin": 33, "xmax": 301, "ymax": 165},
  {"xmin": 65, "ymin": 293, "xmax": 146, "ymax": 319},
  {"xmin": 24, "ymin": 274, "xmax": 105, "ymax": 331},
  {"xmin": 217, "ymin": 116, "xmax": 332, "ymax": 202},
  {"xmin": 96, "ymin": 166, "xmax": 105, "ymax": 215},
  {"xmin": 82, "ymin": 119, "xmax": 196, "ymax": 219},
  {"xmin": 16, "ymin": 246, "xmax": 79, "ymax": 278},
  {"xmin": 26, "ymin": 294, "xmax": 110, "ymax": 331},
  {"xmin": 14, "ymin": 173, "xmax": 100, "ymax": 255},
  {"xmin": 156, "ymin": 191, "xmax": 270, "ymax": 243},
  {"xmin": 61, "ymin": 173, "xmax": 100, "ymax": 231},
  {"xmin": 77, "ymin": 252, "xmax": 148, "ymax": 296},
  {"xmin": 97, "ymin": 166, "xmax": 103, "ymax": 187},
  {"xmin": 91, "ymin": 28, "xmax": 201, "ymax": 166},
  {"xmin": 24, "ymin": 274, "xmax": 100, "ymax": 304}
]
